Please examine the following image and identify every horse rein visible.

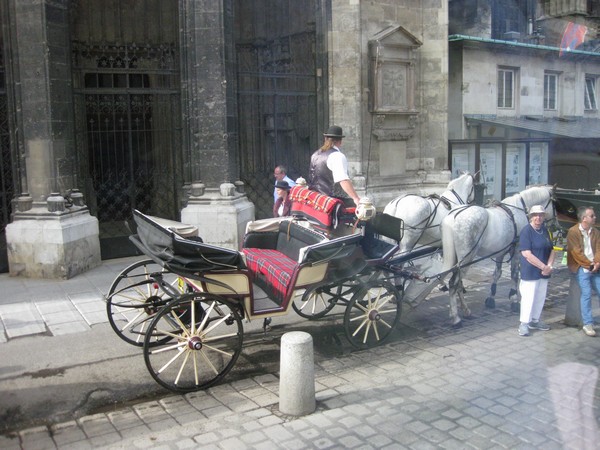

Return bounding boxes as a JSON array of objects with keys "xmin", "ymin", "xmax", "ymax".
[
  {"xmin": 388, "ymin": 175, "xmax": 474, "ymax": 237},
  {"xmin": 446, "ymin": 176, "xmax": 475, "ymax": 206}
]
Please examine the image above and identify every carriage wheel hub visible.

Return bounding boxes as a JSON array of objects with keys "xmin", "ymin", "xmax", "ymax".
[
  {"xmin": 368, "ymin": 310, "xmax": 380, "ymax": 321},
  {"xmin": 143, "ymin": 295, "xmax": 161, "ymax": 315},
  {"xmin": 188, "ymin": 336, "xmax": 202, "ymax": 350}
]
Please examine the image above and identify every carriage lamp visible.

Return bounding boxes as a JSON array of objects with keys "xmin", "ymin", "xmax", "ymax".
[{"xmin": 356, "ymin": 197, "xmax": 376, "ymax": 221}]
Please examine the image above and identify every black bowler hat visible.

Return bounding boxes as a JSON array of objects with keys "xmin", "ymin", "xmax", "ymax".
[
  {"xmin": 275, "ymin": 180, "xmax": 291, "ymax": 190},
  {"xmin": 323, "ymin": 125, "xmax": 345, "ymax": 138}
]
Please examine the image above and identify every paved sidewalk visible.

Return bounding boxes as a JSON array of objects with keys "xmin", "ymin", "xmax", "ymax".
[
  {"xmin": 1, "ymin": 256, "xmax": 599, "ymax": 449},
  {"xmin": 0, "ymin": 257, "xmax": 139, "ymax": 343}
]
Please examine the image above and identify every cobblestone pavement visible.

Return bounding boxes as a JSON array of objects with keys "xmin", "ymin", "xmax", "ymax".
[{"xmin": 0, "ymin": 255, "xmax": 599, "ymax": 449}]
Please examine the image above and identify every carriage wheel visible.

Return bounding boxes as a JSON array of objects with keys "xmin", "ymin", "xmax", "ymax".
[
  {"xmin": 143, "ymin": 292, "xmax": 243, "ymax": 393},
  {"xmin": 343, "ymin": 280, "xmax": 401, "ymax": 349},
  {"xmin": 107, "ymin": 259, "xmax": 189, "ymax": 346},
  {"xmin": 292, "ymin": 283, "xmax": 344, "ymax": 320}
]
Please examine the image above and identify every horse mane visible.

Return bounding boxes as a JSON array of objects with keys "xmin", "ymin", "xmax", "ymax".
[{"xmin": 503, "ymin": 185, "xmax": 552, "ymax": 209}]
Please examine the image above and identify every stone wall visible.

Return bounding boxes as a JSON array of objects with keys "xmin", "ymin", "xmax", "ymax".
[{"xmin": 329, "ymin": 0, "xmax": 450, "ymax": 208}]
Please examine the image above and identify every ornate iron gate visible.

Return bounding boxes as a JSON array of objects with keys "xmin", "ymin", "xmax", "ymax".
[
  {"xmin": 72, "ymin": 42, "xmax": 182, "ymax": 259},
  {"xmin": 236, "ymin": 1, "xmax": 326, "ymax": 219}
]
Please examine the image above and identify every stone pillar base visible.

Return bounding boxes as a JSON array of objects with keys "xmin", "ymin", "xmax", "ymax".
[
  {"xmin": 181, "ymin": 183, "xmax": 255, "ymax": 250},
  {"xmin": 6, "ymin": 208, "xmax": 101, "ymax": 279}
]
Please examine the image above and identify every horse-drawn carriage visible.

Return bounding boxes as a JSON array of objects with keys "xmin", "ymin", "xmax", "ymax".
[
  {"xmin": 106, "ymin": 178, "xmax": 560, "ymax": 393},
  {"xmin": 106, "ymin": 187, "xmax": 420, "ymax": 393}
]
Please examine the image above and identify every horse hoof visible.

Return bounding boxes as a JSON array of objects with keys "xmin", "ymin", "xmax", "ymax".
[
  {"xmin": 510, "ymin": 302, "xmax": 520, "ymax": 313},
  {"xmin": 485, "ymin": 297, "xmax": 496, "ymax": 309}
]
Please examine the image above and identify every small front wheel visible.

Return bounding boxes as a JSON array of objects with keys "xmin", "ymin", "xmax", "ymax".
[
  {"xmin": 344, "ymin": 280, "xmax": 401, "ymax": 349},
  {"xmin": 143, "ymin": 293, "xmax": 243, "ymax": 393},
  {"xmin": 292, "ymin": 284, "xmax": 340, "ymax": 320}
]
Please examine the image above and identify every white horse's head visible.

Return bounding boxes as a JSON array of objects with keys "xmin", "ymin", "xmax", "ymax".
[
  {"xmin": 503, "ymin": 185, "xmax": 556, "ymax": 228},
  {"xmin": 517, "ymin": 185, "xmax": 555, "ymax": 219},
  {"xmin": 443, "ymin": 172, "xmax": 475, "ymax": 205}
]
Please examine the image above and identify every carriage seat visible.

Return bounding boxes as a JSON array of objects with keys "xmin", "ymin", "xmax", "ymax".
[
  {"xmin": 289, "ymin": 186, "xmax": 348, "ymax": 230},
  {"xmin": 242, "ymin": 220, "xmax": 362, "ymax": 302}
]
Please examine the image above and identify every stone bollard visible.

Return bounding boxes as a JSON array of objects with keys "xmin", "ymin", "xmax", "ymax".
[
  {"xmin": 564, "ymin": 275, "xmax": 583, "ymax": 327},
  {"xmin": 279, "ymin": 331, "xmax": 315, "ymax": 416}
]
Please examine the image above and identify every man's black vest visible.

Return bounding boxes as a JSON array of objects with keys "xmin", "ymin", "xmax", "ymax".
[{"xmin": 308, "ymin": 148, "xmax": 337, "ymax": 196}]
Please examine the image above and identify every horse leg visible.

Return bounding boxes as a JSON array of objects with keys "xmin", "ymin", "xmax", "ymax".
[
  {"xmin": 456, "ymin": 277, "xmax": 472, "ymax": 319},
  {"xmin": 448, "ymin": 271, "xmax": 463, "ymax": 328},
  {"xmin": 509, "ymin": 256, "xmax": 520, "ymax": 313},
  {"xmin": 485, "ymin": 260, "xmax": 503, "ymax": 309}
]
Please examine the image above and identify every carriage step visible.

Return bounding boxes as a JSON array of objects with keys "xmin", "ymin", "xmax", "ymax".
[{"xmin": 253, "ymin": 296, "xmax": 283, "ymax": 314}]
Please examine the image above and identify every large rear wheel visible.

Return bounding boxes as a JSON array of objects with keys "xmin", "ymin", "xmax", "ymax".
[
  {"xmin": 107, "ymin": 259, "xmax": 188, "ymax": 346},
  {"xmin": 143, "ymin": 293, "xmax": 244, "ymax": 393},
  {"xmin": 343, "ymin": 280, "xmax": 401, "ymax": 349}
]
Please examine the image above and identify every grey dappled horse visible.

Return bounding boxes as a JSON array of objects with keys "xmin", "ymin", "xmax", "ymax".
[
  {"xmin": 439, "ymin": 185, "xmax": 556, "ymax": 326},
  {"xmin": 383, "ymin": 172, "xmax": 476, "ymax": 255}
]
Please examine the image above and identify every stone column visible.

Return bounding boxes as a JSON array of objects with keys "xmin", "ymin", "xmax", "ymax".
[
  {"xmin": 181, "ymin": 182, "xmax": 254, "ymax": 250},
  {"xmin": 5, "ymin": 0, "xmax": 100, "ymax": 278},
  {"xmin": 179, "ymin": 0, "xmax": 254, "ymax": 246}
]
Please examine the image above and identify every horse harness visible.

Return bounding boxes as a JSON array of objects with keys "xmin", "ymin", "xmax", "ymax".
[{"xmin": 449, "ymin": 200, "xmax": 519, "ymax": 267}]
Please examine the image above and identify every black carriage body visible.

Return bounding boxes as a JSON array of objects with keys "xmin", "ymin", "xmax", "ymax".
[{"xmin": 108, "ymin": 209, "xmax": 408, "ymax": 393}]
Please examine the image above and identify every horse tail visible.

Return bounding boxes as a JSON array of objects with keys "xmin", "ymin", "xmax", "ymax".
[{"xmin": 441, "ymin": 210, "xmax": 459, "ymax": 271}]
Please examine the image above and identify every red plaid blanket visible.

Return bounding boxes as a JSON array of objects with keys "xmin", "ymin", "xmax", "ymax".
[
  {"xmin": 289, "ymin": 186, "xmax": 344, "ymax": 228},
  {"xmin": 289, "ymin": 186, "xmax": 342, "ymax": 213},
  {"xmin": 242, "ymin": 248, "xmax": 296, "ymax": 301}
]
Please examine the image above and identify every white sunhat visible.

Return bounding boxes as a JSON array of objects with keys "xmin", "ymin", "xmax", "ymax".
[{"xmin": 528, "ymin": 205, "xmax": 546, "ymax": 216}]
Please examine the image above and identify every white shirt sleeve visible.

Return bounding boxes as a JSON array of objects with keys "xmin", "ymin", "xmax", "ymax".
[
  {"xmin": 327, "ymin": 151, "xmax": 350, "ymax": 183},
  {"xmin": 284, "ymin": 175, "xmax": 296, "ymax": 187}
]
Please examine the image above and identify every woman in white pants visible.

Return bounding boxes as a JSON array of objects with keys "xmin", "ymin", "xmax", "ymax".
[{"xmin": 518, "ymin": 204, "xmax": 555, "ymax": 336}]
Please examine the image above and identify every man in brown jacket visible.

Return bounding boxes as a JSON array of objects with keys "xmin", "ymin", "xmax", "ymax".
[{"xmin": 566, "ymin": 206, "xmax": 600, "ymax": 336}]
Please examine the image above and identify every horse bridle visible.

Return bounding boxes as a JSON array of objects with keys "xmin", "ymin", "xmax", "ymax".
[
  {"xmin": 505, "ymin": 186, "xmax": 560, "ymax": 247},
  {"xmin": 506, "ymin": 187, "xmax": 556, "ymax": 223},
  {"xmin": 446, "ymin": 173, "xmax": 476, "ymax": 206},
  {"xmin": 388, "ymin": 174, "xmax": 475, "ymax": 236}
]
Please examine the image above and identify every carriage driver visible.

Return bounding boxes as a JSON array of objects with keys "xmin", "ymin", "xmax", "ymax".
[{"xmin": 308, "ymin": 125, "xmax": 361, "ymax": 207}]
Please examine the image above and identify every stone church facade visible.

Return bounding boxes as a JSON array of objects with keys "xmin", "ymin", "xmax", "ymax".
[{"xmin": 0, "ymin": 0, "xmax": 449, "ymax": 278}]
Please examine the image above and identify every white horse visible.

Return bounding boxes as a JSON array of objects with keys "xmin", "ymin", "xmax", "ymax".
[
  {"xmin": 383, "ymin": 172, "xmax": 476, "ymax": 255},
  {"xmin": 439, "ymin": 185, "xmax": 556, "ymax": 326}
]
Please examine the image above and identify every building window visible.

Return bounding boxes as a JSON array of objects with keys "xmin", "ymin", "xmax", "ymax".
[
  {"xmin": 491, "ymin": 0, "xmax": 531, "ymax": 39},
  {"xmin": 497, "ymin": 68, "xmax": 514, "ymax": 108},
  {"xmin": 544, "ymin": 73, "xmax": 558, "ymax": 110},
  {"xmin": 585, "ymin": 76, "xmax": 597, "ymax": 111}
]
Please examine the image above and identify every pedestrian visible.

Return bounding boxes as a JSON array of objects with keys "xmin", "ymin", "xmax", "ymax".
[
  {"xmin": 273, "ymin": 165, "xmax": 295, "ymax": 203},
  {"xmin": 308, "ymin": 125, "xmax": 361, "ymax": 207},
  {"xmin": 517, "ymin": 204, "xmax": 555, "ymax": 336},
  {"xmin": 566, "ymin": 205, "xmax": 600, "ymax": 337},
  {"xmin": 273, "ymin": 180, "xmax": 292, "ymax": 217}
]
